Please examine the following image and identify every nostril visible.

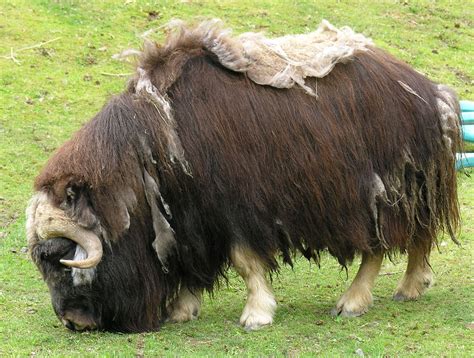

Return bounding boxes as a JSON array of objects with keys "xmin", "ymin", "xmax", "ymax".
[{"xmin": 62, "ymin": 319, "xmax": 76, "ymax": 331}]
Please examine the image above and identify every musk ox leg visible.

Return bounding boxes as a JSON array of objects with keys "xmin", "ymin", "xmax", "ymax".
[
  {"xmin": 332, "ymin": 252, "xmax": 383, "ymax": 317},
  {"xmin": 167, "ymin": 287, "xmax": 202, "ymax": 323},
  {"xmin": 393, "ymin": 242, "xmax": 433, "ymax": 301},
  {"xmin": 231, "ymin": 246, "xmax": 277, "ymax": 331}
]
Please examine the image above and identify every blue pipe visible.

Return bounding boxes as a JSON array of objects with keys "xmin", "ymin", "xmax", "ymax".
[{"xmin": 456, "ymin": 152, "xmax": 474, "ymax": 170}]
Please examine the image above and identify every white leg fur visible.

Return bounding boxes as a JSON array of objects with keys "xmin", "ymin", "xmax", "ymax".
[
  {"xmin": 231, "ymin": 246, "xmax": 276, "ymax": 331},
  {"xmin": 167, "ymin": 287, "xmax": 202, "ymax": 323},
  {"xmin": 393, "ymin": 244, "xmax": 433, "ymax": 301},
  {"xmin": 332, "ymin": 252, "xmax": 383, "ymax": 317}
]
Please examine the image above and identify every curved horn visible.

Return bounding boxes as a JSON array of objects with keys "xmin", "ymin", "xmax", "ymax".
[{"xmin": 35, "ymin": 197, "xmax": 103, "ymax": 269}]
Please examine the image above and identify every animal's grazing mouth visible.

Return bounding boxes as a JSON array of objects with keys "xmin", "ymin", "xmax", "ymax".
[{"xmin": 61, "ymin": 317, "xmax": 97, "ymax": 332}]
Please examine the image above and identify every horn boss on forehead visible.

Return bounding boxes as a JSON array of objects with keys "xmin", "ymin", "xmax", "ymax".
[
  {"xmin": 27, "ymin": 192, "xmax": 103, "ymax": 269},
  {"xmin": 27, "ymin": 19, "xmax": 460, "ymax": 333}
]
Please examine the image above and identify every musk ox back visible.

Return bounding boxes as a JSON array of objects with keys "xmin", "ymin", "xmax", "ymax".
[{"xmin": 26, "ymin": 20, "xmax": 460, "ymax": 332}]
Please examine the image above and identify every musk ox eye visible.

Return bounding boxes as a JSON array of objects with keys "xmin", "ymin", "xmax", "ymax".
[
  {"xmin": 66, "ymin": 187, "xmax": 76, "ymax": 202},
  {"xmin": 58, "ymin": 186, "xmax": 100, "ymax": 231}
]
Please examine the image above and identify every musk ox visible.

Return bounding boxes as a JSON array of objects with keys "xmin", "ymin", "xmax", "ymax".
[{"xmin": 26, "ymin": 20, "xmax": 461, "ymax": 332}]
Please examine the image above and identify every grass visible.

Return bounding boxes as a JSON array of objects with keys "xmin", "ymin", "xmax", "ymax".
[{"xmin": 0, "ymin": 0, "xmax": 473, "ymax": 356}]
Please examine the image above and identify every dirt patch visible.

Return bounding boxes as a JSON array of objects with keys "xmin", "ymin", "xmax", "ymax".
[
  {"xmin": 445, "ymin": 66, "xmax": 474, "ymax": 85},
  {"xmin": 147, "ymin": 10, "xmax": 160, "ymax": 21},
  {"xmin": 135, "ymin": 334, "xmax": 145, "ymax": 358}
]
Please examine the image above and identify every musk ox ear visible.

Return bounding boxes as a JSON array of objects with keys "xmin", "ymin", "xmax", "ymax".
[{"xmin": 63, "ymin": 185, "xmax": 99, "ymax": 230}]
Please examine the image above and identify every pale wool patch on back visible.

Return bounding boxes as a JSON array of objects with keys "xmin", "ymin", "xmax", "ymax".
[{"xmin": 167, "ymin": 19, "xmax": 373, "ymax": 96}]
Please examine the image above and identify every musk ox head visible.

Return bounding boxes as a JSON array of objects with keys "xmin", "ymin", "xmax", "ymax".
[{"xmin": 26, "ymin": 189, "xmax": 168, "ymax": 332}]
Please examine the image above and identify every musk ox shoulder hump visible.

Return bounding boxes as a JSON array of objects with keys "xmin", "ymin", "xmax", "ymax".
[{"xmin": 128, "ymin": 19, "xmax": 376, "ymax": 171}]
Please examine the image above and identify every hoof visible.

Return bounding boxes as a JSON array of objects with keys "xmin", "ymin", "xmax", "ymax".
[
  {"xmin": 393, "ymin": 269, "xmax": 434, "ymax": 302},
  {"xmin": 393, "ymin": 275, "xmax": 433, "ymax": 302},
  {"xmin": 332, "ymin": 289, "xmax": 372, "ymax": 318},
  {"xmin": 392, "ymin": 288, "xmax": 424, "ymax": 302},
  {"xmin": 167, "ymin": 290, "xmax": 201, "ymax": 323},
  {"xmin": 331, "ymin": 306, "xmax": 366, "ymax": 317},
  {"xmin": 168, "ymin": 307, "xmax": 199, "ymax": 323},
  {"xmin": 392, "ymin": 292, "xmax": 417, "ymax": 302},
  {"xmin": 240, "ymin": 311, "xmax": 273, "ymax": 331},
  {"xmin": 239, "ymin": 294, "xmax": 276, "ymax": 331}
]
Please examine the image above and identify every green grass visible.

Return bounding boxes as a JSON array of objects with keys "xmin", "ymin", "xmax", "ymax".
[{"xmin": 1, "ymin": 0, "xmax": 473, "ymax": 356}]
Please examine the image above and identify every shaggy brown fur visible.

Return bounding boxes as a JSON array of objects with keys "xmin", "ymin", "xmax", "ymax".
[{"xmin": 32, "ymin": 22, "xmax": 460, "ymax": 332}]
